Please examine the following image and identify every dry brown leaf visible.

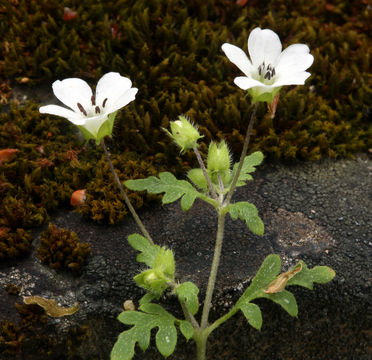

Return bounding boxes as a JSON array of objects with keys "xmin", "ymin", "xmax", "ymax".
[
  {"xmin": 23, "ymin": 296, "xmax": 79, "ymax": 317},
  {"xmin": 264, "ymin": 262, "xmax": 303, "ymax": 294}
]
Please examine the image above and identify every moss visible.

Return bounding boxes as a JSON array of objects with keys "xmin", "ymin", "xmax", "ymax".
[
  {"xmin": 0, "ymin": 228, "xmax": 33, "ymax": 260},
  {"xmin": 37, "ymin": 223, "xmax": 91, "ymax": 273}
]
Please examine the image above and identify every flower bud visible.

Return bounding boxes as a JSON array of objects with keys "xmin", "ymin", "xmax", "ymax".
[
  {"xmin": 164, "ymin": 115, "xmax": 203, "ymax": 153},
  {"xmin": 207, "ymin": 141, "xmax": 231, "ymax": 174},
  {"xmin": 187, "ymin": 168, "xmax": 208, "ymax": 190}
]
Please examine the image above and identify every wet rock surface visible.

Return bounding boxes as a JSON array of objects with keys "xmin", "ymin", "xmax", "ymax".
[{"xmin": 0, "ymin": 154, "xmax": 371, "ymax": 359}]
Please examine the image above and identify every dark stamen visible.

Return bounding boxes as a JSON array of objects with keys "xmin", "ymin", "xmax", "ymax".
[
  {"xmin": 264, "ymin": 71, "xmax": 271, "ymax": 80},
  {"xmin": 91, "ymin": 95, "xmax": 96, "ymax": 106},
  {"xmin": 102, "ymin": 98, "xmax": 108, "ymax": 108},
  {"xmin": 77, "ymin": 103, "xmax": 87, "ymax": 116},
  {"xmin": 95, "ymin": 106, "xmax": 101, "ymax": 114},
  {"xmin": 258, "ymin": 65, "xmax": 262, "ymax": 76}
]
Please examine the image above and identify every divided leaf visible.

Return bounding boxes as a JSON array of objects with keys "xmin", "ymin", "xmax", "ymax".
[
  {"xmin": 125, "ymin": 172, "xmax": 201, "ymax": 211},
  {"xmin": 128, "ymin": 233, "xmax": 160, "ymax": 267},
  {"xmin": 231, "ymin": 151, "xmax": 264, "ymax": 187},
  {"xmin": 239, "ymin": 302, "xmax": 262, "ymax": 330},
  {"xmin": 179, "ymin": 320, "xmax": 194, "ymax": 341},
  {"xmin": 111, "ymin": 303, "xmax": 177, "ymax": 360},
  {"xmin": 175, "ymin": 282, "xmax": 199, "ymax": 316},
  {"xmin": 286, "ymin": 261, "xmax": 336, "ymax": 290},
  {"xmin": 227, "ymin": 201, "xmax": 264, "ymax": 235}
]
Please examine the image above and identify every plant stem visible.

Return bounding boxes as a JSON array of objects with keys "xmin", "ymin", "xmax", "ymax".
[
  {"xmin": 100, "ymin": 139, "xmax": 154, "ymax": 245},
  {"xmin": 193, "ymin": 146, "xmax": 218, "ymax": 201},
  {"xmin": 225, "ymin": 103, "xmax": 258, "ymax": 205},
  {"xmin": 200, "ymin": 210, "xmax": 226, "ymax": 329}
]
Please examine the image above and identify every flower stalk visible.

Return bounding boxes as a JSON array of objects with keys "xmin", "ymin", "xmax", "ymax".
[{"xmin": 100, "ymin": 139, "xmax": 154, "ymax": 245}]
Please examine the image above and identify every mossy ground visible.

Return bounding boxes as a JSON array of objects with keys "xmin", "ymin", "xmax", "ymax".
[{"xmin": 0, "ymin": 1, "xmax": 371, "ymax": 355}]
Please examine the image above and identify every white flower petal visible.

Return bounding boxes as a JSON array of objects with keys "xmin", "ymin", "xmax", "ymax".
[
  {"xmin": 275, "ymin": 44, "xmax": 314, "ymax": 76},
  {"xmin": 248, "ymin": 28, "xmax": 282, "ymax": 67},
  {"xmin": 39, "ymin": 105, "xmax": 86, "ymax": 125},
  {"xmin": 95, "ymin": 72, "xmax": 133, "ymax": 108},
  {"xmin": 52, "ymin": 78, "xmax": 93, "ymax": 113},
  {"xmin": 234, "ymin": 76, "xmax": 271, "ymax": 90},
  {"xmin": 274, "ymin": 71, "xmax": 311, "ymax": 87},
  {"xmin": 83, "ymin": 114, "xmax": 109, "ymax": 137},
  {"xmin": 106, "ymin": 88, "xmax": 138, "ymax": 114},
  {"xmin": 221, "ymin": 43, "xmax": 254, "ymax": 77}
]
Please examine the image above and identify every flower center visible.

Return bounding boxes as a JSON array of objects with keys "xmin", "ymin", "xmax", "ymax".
[
  {"xmin": 257, "ymin": 61, "xmax": 276, "ymax": 82},
  {"xmin": 77, "ymin": 96, "xmax": 108, "ymax": 116}
]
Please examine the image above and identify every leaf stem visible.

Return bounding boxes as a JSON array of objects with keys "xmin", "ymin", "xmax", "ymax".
[
  {"xmin": 100, "ymin": 139, "xmax": 154, "ymax": 245},
  {"xmin": 193, "ymin": 146, "xmax": 218, "ymax": 201},
  {"xmin": 225, "ymin": 103, "xmax": 258, "ymax": 205}
]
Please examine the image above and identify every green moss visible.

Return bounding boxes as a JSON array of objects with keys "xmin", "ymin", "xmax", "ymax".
[
  {"xmin": 0, "ymin": 228, "xmax": 33, "ymax": 260},
  {"xmin": 38, "ymin": 223, "xmax": 91, "ymax": 273}
]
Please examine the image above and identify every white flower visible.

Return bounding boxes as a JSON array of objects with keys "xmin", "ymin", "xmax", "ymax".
[
  {"xmin": 222, "ymin": 27, "xmax": 314, "ymax": 103},
  {"xmin": 39, "ymin": 72, "xmax": 138, "ymax": 141}
]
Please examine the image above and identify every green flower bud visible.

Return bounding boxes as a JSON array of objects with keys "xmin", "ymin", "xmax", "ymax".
[
  {"xmin": 134, "ymin": 268, "xmax": 168, "ymax": 295},
  {"xmin": 164, "ymin": 115, "xmax": 203, "ymax": 153},
  {"xmin": 187, "ymin": 168, "xmax": 208, "ymax": 190},
  {"xmin": 207, "ymin": 141, "xmax": 231, "ymax": 174}
]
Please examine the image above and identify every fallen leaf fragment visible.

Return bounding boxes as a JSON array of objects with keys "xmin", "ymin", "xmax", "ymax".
[
  {"xmin": 264, "ymin": 262, "xmax": 303, "ymax": 294},
  {"xmin": 63, "ymin": 7, "xmax": 78, "ymax": 21},
  {"xmin": 23, "ymin": 296, "xmax": 78, "ymax": 317}
]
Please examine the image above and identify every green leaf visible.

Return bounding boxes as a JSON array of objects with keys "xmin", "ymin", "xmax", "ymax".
[
  {"xmin": 179, "ymin": 320, "xmax": 194, "ymax": 341},
  {"xmin": 227, "ymin": 201, "xmax": 264, "ymax": 235},
  {"xmin": 239, "ymin": 303, "xmax": 262, "ymax": 330},
  {"xmin": 287, "ymin": 261, "xmax": 336, "ymax": 290},
  {"xmin": 237, "ymin": 255, "xmax": 281, "ymax": 306},
  {"xmin": 260, "ymin": 290, "xmax": 298, "ymax": 317},
  {"xmin": 139, "ymin": 293, "xmax": 159, "ymax": 306},
  {"xmin": 112, "ymin": 303, "xmax": 177, "ymax": 360},
  {"xmin": 125, "ymin": 172, "xmax": 201, "ymax": 211},
  {"xmin": 175, "ymin": 282, "xmax": 199, "ymax": 316},
  {"xmin": 153, "ymin": 248, "xmax": 175, "ymax": 280},
  {"xmin": 231, "ymin": 151, "xmax": 264, "ymax": 187},
  {"xmin": 128, "ymin": 233, "xmax": 160, "ymax": 267}
]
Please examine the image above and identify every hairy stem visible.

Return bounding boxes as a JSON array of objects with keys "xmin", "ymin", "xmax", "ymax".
[
  {"xmin": 193, "ymin": 146, "xmax": 218, "ymax": 200},
  {"xmin": 200, "ymin": 210, "xmax": 226, "ymax": 329},
  {"xmin": 225, "ymin": 103, "xmax": 258, "ymax": 204},
  {"xmin": 100, "ymin": 139, "xmax": 154, "ymax": 245}
]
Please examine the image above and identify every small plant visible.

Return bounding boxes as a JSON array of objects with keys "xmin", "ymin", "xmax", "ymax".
[{"xmin": 40, "ymin": 27, "xmax": 335, "ymax": 360}]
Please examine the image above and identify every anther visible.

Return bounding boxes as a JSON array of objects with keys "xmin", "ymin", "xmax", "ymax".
[
  {"xmin": 102, "ymin": 98, "xmax": 108, "ymax": 108},
  {"xmin": 91, "ymin": 95, "xmax": 96, "ymax": 106},
  {"xmin": 264, "ymin": 71, "xmax": 271, "ymax": 80},
  {"xmin": 95, "ymin": 106, "xmax": 100, "ymax": 114},
  {"xmin": 77, "ymin": 103, "xmax": 87, "ymax": 116}
]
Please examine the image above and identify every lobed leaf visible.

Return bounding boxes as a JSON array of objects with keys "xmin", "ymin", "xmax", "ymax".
[
  {"xmin": 112, "ymin": 303, "xmax": 178, "ymax": 360},
  {"xmin": 239, "ymin": 302, "xmax": 262, "ymax": 330},
  {"xmin": 175, "ymin": 282, "xmax": 199, "ymax": 316},
  {"xmin": 125, "ymin": 172, "xmax": 201, "ymax": 211},
  {"xmin": 227, "ymin": 201, "xmax": 264, "ymax": 235},
  {"xmin": 179, "ymin": 320, "xmax": 194, "ymax": 341},
  {"xmin": 128, "ymin": 233, "xmax": 160, "ymax": 267},
  {"xmin": 287, "ymin": 261, "xmax": 336, "ymax": 290},
  {"xmin": 231, "ymin": 151, "xmax": 264, "ymax": 187}
]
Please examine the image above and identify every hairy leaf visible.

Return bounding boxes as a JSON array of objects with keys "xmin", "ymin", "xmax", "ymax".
[
  {"xmin": 175, "ymin": 282, "xmax": 199, "ymax": 316},
  {"xmin": 125, "ymin": 172, "xmax": 202, "ymax": 211},
  {"xmin": 128, "ymin": 233, "xmax": 160, "ymax": 267},
  {"xmin": 287, "ymin": 261, "xmax": 336, "ymax": 290},
  {"xmin": 239, "ymin": 302, "xmax": 262, "ymax": 330},
  {"xmin": 227, "ymin": 201, "xmax": 264, "ymax": 235},
  {"xmin": 111, "ymin": 303, "xmax": 177, "ymax": 360},
  {"xmin": 231, "ymin": 151, "xmax": 264, "ymax": 187},
  {"xmin": 179, "ymin": 320, "xmax": 194, "ymax": 341}
]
